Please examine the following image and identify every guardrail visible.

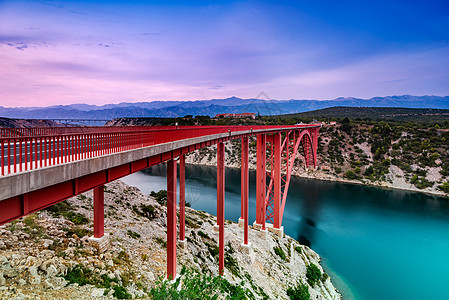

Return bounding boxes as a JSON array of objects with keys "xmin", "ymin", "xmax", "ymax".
[
  {"xmin": 1, "ymin": 126, "xmax": 187, "ymax": 138},
  {"xmin": 0, "ymin": 125, "xmax": 320, "ymax": 176}
]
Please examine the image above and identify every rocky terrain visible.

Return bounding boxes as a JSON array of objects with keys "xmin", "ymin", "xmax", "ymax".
[{"xmin": 0, "ymin": 181, "xmax": 341, "ymax": 299}]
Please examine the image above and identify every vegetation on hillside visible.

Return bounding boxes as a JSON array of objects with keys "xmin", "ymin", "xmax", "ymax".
[{"xmin": 279, "ymin": 106, "xmax": 449, "ymax": 124}]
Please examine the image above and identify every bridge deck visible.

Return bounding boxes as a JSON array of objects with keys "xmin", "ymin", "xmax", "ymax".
[{"xmin": 0, "ymin": 125, "xmax": 320, "ymax": 223}]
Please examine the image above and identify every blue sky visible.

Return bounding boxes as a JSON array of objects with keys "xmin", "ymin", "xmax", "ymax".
[{"xmin": 0, "ymin": 0, "xmax": 448, "ymax": 107}]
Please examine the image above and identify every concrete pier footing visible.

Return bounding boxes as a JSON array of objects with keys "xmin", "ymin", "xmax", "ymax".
[
  {"xmin": 240, "ymin": 242, "xmax": 251, "ymax": 254},
  {"xmin": 252, "ymin": 221, "xmax": 284, "ymax": 238},
  {"xmin": 178, "ymin": 239, "xmax": 187, "ymax": 249},
  {"xmin": 88, "ymin": 234, "xmax": 109, "ymax": 253}
]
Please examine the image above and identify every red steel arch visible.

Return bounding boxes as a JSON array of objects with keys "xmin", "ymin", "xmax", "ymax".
[{"xmin": 257, "ymin": 127, "xmax": 319, "ymax": 229}]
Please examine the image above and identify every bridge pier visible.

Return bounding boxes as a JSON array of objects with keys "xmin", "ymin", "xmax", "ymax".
[
  {"xmin": 88, "ymin": 185, "xmax": 109, "ymax": 252},
  {"xmin": 273, "ymin": 133, "xmax": 281, "ymax": 230},
  {"xmin": 93, "ymin": 185, "xmax": 104, "ymax": 238},
  {"xmin": 256, "ymin": 134, "xmax": 266, "ymax": 229},
  {"xmin": 241, "ymin": 137, "xmax": 249, "ymax": 245},
  {"xmin": 217, "ymin": 142, "xmax": 225, "ymax": 275},
  {"xmin": 167, "ymin": 159, "xmax": 177, "ymax": 279},
  {"xmin": 178, "ymin": 155, "xmax": 186, "ymax": 249},
  {"xmin": 312, "ymin": 127, "xmax": 319, "ymax": 168}
]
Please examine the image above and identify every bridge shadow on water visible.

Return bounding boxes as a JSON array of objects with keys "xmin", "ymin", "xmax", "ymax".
[{"xmin": 294, "ymin": 179, "xmax": 323, "ymax": 248}]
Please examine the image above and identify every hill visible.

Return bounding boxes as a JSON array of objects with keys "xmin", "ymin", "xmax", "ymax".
[
  {"xmin": 280, "ymin": 106, "xmax": 449, "ymax": 123},
  {"xmin": 0, "ymin": 117, "xmax": 67, "ymax": 128}
]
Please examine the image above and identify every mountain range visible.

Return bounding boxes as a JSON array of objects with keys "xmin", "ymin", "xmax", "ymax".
[{"xmin": 0, "ymin": 95, "xmax": 448, "ymax": 120}]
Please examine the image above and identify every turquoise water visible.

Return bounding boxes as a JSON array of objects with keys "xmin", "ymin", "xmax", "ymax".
[{"xmin": 122, "ymin": 164, "xmax": 449, "ymax": 300}]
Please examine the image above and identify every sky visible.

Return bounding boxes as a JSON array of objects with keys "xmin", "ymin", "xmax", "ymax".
[{"xmin": 0, "ymin": 0, "xmax": 448, "ymax": 107}]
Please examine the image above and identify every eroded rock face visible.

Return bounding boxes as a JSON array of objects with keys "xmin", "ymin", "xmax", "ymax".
[{"xmin": 0, "ymin": 180, "xmax": 341, "ymax": 299}]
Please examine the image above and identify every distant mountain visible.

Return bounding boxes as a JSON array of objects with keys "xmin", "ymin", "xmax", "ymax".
[{"xmin": 0, "ymin": 95, "xmax": 448, "ymax": 120}]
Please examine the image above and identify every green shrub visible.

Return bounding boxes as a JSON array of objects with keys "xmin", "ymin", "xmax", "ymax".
[
  {"xmin": 63, "ymin": 264, "xmax": 93, "ymax": 286},
  {"xmin": 24, "ymin": 216, "xmax": 36, "ymax": 227},
  {"xmin": 294, "ymin": 246, "xmax": 302, "ymax": 254},
  {"xmin": 150, "ymin": 190, "xmax": 167, "ymax": 205},
  {"xmin": 44, "ymin": 201, "xmax": 73, "ymax": 216},
  {"xmin": 118, "ymin": 250, "xmax": 131, "ymax": 264},
  {"xmin": 127, "ymin": 230, "xmax": 141, "ymax": 239},
  {"xmin": 44, "ymin": 201, "xmax": 89, "ymax": 225},
  {"xmin": 287, "ymin": 281, "xmax": 310, "ymax": 300},
  {"xmin": 113, "ymin": 286, "xmax": 132, "ymax": 299},
  {"xmin": 306, "ymin": 264, "xmax": 322, "ymax": 286},
  {"xmin": 205, "ymin": 242, "xmax": 219, "ymax": 259},
  {"xmin": 273, "ymin": 246, "xmax": 286, "ymax": 261},
  {"xmin": 150, "ymin": 269, "xmax": 251, "ymax": 299},
  {"xmin": 198, "ymin": 230, "xmax": 210, "ymax": 239},
  {"xmin": 438, "ymin": 182, "xmax": 449, "ymax": 194},
  {"xmin": 65, "ymin": 227, "xmax": 91, "ymax": 238},
  {"xmin": 344, "ymin": 170, "xmax": 357, "ymax": 180},
  {"xmin": 155, "ymin": 237, "xmax": 167, "ymax": 248},
  {"xmin": 225, "ymin": 242, "xmax": 239, "ymax": 277},
  {"xmin": 133, "ymin": 204, "xmax": 156, "ymax": 220},
  {"xmin": 185, "ymin": 216, "xmax": 201, "ymax": 229},
  {"xmin": 70, "ymin": 213, "xmax": 89, "ymax": 225}
]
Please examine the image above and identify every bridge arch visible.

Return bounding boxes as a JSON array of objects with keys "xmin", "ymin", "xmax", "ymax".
[{"xmin": 259, "ymin": 127, "xmax": 319, "ymax": 231}]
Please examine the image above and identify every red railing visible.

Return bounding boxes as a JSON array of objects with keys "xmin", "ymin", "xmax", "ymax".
[
  {"xmin": 0, "ymin": 125, "xmax": 320, "ymax": 176},
  {"xmin": 0, "ymin": 126, "xmax": 190, "ymax": 138}
]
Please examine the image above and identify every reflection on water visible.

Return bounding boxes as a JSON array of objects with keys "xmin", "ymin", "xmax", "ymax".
[
  {"xmin": 122, "ymin": 164, "xmax": 449, "ymax": 300},
  {"xmin": 296, "ymin": 181, "xmax": 322, "ymax": 247}
]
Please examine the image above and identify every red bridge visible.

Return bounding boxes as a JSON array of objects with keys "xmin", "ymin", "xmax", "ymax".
[{"xmin": 0, "ymin": 124, "xmax": 320, "ymax": 279}]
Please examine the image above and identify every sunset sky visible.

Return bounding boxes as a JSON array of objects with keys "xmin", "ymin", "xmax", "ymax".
[{"xmin": 0, "ymin": 0, "xmax": 448, "ymax": 107}]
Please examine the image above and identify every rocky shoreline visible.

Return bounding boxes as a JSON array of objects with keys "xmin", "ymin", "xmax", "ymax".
[
  {"xmin": 0, "ymin": 180, "xmax": 341, "ymax": 299},
  {"xmin": 184, "ymin": 141, "xmax": 448, "ymax": 199}
]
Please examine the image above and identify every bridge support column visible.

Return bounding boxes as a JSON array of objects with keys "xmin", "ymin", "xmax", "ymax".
[
  {"xmin": 273, "ymin": 133, "xmax": 282, "ymax": 232},
  {"xmin": 89, "ymin": 185, "xmax": 109, "ymax": 252},
  {"xmin": 312, "ymin": 128, "xmax": 318, "ymax": 169},
  {"xmin": 167, "ymin": 159, "xmax": 177, "ymax": 279},
  {"xmin": 179, "ymin": 155, "xmax": 186, "ymax": 249},
  {"xmin": 241, "ymin": 137, "xmax": 249, "ymax": 245},
  {"xmin": 93, "ymin": 185, "xmax": 104, "ymax": 238},
  {"xmin": 217, "ymin": 142, "xmax": 225, "ymax": 275},
  {"xmin": 255, "ymin": 134, "xmax": 266, "ymax": 230}
]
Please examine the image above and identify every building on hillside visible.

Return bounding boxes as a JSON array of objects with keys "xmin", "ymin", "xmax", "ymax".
[{"xmin": 215, "ymin": 113, "xmax": 256, "ymax": 119}]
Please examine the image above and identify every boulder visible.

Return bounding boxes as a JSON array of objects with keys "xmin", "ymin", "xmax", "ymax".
[
  {"xmin": 46, "ymin": 265, "xmax": 58, "ymax": 278},
  {"xmin": 0, "ymin": 272, "xmax": 5, "ymax": 286},
  {"xmin": 42, "ymin": 239, "xmax": 53, "ymax": 248},
  {"xmin": 43, "ymin": 279, "xmax": 54, "ymax": 289},
  {"xmin": 91, "ymin": 288, "xmax": 105, "ymax": 297}
]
